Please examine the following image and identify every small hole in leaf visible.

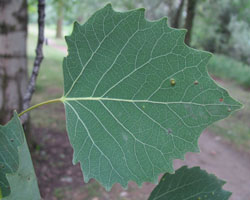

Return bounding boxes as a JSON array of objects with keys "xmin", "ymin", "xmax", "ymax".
[
  {"xmin": 10, "ymin": 139, "xmax": 14, "ymax": 142},
  {"xmin": 194, "ymin": 80, "xmax": 199, "ymax": 85}
]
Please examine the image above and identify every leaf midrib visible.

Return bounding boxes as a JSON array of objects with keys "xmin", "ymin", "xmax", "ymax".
[{"xmin": 62, "ymin": 97, "xmax": 237, "ymax": 107}]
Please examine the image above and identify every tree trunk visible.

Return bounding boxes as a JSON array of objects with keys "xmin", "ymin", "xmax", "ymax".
[
  {"xmin": 171, "ymin": 0, "xmax": 185, "ymax": 28},
  {"xmin": 56, "ymin": 0, "xmax": 63, "ymax": 38},
  {"xmin": 0, "ymin": 0, "xmax": 28, "ymax": 124},
  {"xmin": 184, "ymin": 0, "xmax": 197, "ymax": 45}
]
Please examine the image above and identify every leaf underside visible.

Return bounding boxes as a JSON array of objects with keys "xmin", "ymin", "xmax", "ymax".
[
  {"xmin": 62, "ymin": 4, "xmax": 241, "ymax": 190},
  {"xmin": 0, "ymin": 113, "xmax": 40, "ymax": 200},
  {"xmin": 148, "ymin": 166, "xmax": 231, "ymax": 200}
]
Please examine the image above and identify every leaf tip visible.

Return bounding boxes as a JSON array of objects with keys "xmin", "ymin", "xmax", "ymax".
[
  {"xmin": 104, "ymin": 3, "xmax": 112, "ymax": 9},
  {"xmin": 74, "ymin": 21, "xmax": 80, "ymax": 27},
  {"xmin": 137, "ymin": 7, "xmax": 146, "ymax": 13},
  {"xmin": 13, "ymin": 110, "xmax": 19, "ymax": 117},
  {"xmin": 72, "ymin": 156, "xmax": 78, "ymax": 165},
  {"xmin": 83, "ymin": 175, "xmax": 90, "ymax": 184},
  {"xmin": 161, "ymin": 16, "xmax": 168, "ymax": 23},
  {"xmin": 73, "ymin": 21, "xmax": 81, "ymax": 33},
  {"xmin": 238, "ymin": 101, "xmax": 244, "ymax": 109},
  {"xmin": 104, "ymin": 184, "xmax": 114, "ymax": 192}
]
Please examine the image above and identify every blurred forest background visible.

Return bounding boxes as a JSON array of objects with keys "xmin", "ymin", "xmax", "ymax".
[
  {"xmin": 29, "ymin": 0, "xmax": 250, "ymax": 65},
  {"xmin": 1, "ymin": 0, "xmax": 250, "ymax": 199}
]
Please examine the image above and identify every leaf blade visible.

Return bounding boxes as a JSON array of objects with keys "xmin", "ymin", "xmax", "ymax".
[
  {"xmin": 148, "ymin": 166, "xmax": 231, "ymax": 200},
  {"xmin": 63, "ymin": 4, "xmax": 241, "ymax": 190},
  {"xmin": 0, "ymin": 113, "xmax": 41, "ymax": 200}
]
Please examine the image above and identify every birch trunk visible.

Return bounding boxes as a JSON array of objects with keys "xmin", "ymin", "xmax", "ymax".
[{"xmin": 0, "ymin": 0, "xmax": 28, "ymax": 124}]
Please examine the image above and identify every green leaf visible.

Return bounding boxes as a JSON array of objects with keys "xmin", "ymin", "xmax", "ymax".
[
  {"xmin": 62, "ymin": 4, "xmax": 241, "ymax": 190},
  {"xmin": 0, "ymin": 113, "xmax": 40, "ymax": 200},
  {"xmin": 148, "ymin": 166, "xmax": 231, "ymax": 200}
]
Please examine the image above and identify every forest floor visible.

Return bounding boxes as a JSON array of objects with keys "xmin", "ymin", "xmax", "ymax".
[
  {"xmin": 32, "ymin": 124, "xmax": 250, "ymax": 200},
  {"xmin": 27, "ymin": 33, "xmax": 250, "ymax": 200}
]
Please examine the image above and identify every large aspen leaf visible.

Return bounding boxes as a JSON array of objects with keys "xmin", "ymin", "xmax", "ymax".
[{"xmin": 62, "ymin": 4, "xmax": 241, "ymax": 190}]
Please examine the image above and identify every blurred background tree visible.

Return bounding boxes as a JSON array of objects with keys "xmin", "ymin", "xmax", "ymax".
[
  {"xmin": 30, "ymin": 0, "xmax": 250, "ymax": 64},
  {"xmin": 0, "ymin": 0, "xmax": 28, "ymax": 124},
  {"xmin": 192, "ymin": 0, "xmax": 250, "ymax": 64}
]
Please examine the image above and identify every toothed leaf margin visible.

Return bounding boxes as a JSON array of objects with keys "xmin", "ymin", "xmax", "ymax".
[{"xmin": 62, "ymin": 4, "xmax": 241, "ymax": 190}]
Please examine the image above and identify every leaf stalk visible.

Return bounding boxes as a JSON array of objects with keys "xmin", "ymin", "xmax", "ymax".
[{"xmin": 18, "ymin": 98, "xmax": 62, "ymax": 117}]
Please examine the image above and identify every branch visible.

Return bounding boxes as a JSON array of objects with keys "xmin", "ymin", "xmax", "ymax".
[
  {"xmin": 171, "ymin": 0, "xmax": 185, "ymax": 28},
  {"xmin": 184, "ymin": 0, "xmax": 197, "ymax": 45},
  {"xmin": 21, "ymin": 0, "xmax": 46, "ymax": 123}
]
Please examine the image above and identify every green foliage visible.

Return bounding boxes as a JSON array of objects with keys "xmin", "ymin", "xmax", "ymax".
[
  {"xmin": 148, "ymin": 166, "xmax": 231, "ymax": 200},
  {"xmin": 62, "ymin": 4, "xmax": 241, "ymax": 190},
  {"xmin": 228, "ymin": 18, "xmax": 250, "ymax": 63},
  {"xmin": 32, "ymin": 0, "xmax": 170, "ymax": 27},
  {"xmin": 0, "ymin": 3, "xmax": 243, "ymax": 199},
  {"xmin": 193, "ymin": 0, "xmax": 250, "ymax": 63},
  {"xmin": 0, "ymin": 113, "xmax": 40, "ymax": 199},
  {"xmin": 192, "ymin": 0, "xmax": 231, "ymax": 53},
  {"xmin": 208, "ymin": 55, "xmax": 250, "ymax": 87}
]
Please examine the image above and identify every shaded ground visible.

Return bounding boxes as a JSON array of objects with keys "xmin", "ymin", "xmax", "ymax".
[
  {"xmin": 175, "ymin": 131, "xmax": 250, "ymax": 200},
  {"xmin": 31, "ymin": 127, "xmax": 84, "ymax": 200},
  {"xmin": 32, "ymin": 125, "xmax": 250, "ymax": 200}
]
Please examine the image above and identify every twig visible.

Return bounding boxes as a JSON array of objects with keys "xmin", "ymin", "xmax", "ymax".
[{"xmin": 21, "ymin": 0, "xmax": 46, "ymax": 123}]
